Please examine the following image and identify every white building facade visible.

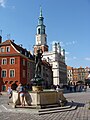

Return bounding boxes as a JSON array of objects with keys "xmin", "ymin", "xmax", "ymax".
[{"xmin": 42, "ymin": 42, "xmax": 67, "ymax": 86}]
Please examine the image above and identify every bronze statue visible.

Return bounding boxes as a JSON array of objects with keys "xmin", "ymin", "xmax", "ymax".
[
  {"xmin": 35, "ymin": 49, "xmax": 42, "ymax": 78},
  {"xmin": 31, "ymin": 49, "xmax": 43, "ymax": 86}
]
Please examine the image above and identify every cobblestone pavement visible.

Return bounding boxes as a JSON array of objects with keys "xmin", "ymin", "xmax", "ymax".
[{"xmin": 0, "ymin": 91, "xmax": 90, "ymax": 120}]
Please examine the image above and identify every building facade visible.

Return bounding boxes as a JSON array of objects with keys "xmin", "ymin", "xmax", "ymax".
[
  {"xmin": 85, "ymin": 67, "xmax": 90, "ymax": 79},
  {"xmin": 0, "ymin": 38, "xmax": 34, "ymax": 91},
  {"xmin": 67, "ymin": 66, "xmax": 90, "ymax": 85},
  {"xmin": 42, "ymin": 43, "xmax": 67, "ymax": 86},
  {"xmin": 78, "ymin": 67, "xmax": 85, "ymax": 83},
  {"xmin": 67, "ymin": 66, "xmax": 73, "ymax": 84},
  {"xmin": 41, "ymin": 60, "xmax": 53, "ymax": 88}
]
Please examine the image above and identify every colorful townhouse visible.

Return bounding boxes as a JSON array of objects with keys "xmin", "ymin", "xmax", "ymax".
[{"xmin": 0, "ymin": 36, "xmax": 34, "ymax": 91}]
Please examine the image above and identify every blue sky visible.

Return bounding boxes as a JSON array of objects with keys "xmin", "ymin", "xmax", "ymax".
[{"xmin": 0, "ymin": 0, "xmax": 90, "ymax": 68}]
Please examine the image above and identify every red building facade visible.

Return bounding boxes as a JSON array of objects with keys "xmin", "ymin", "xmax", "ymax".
[{"xmin": 0, "ymin": 39, "xmax": 34, "ymax": 91}]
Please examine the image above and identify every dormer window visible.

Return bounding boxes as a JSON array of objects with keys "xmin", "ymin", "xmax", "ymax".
[
  {"xmin": 29, "ymin": 54, "xmax": 31, "ymax": 58},
  {"xmin": 6, "ymin": 46, "xmax": 10, "ymax": 52},
  {"xmin": 0, "ymin": 47, "xmax": 4, "ymax": 52},
  {"xmin": 20, "ymin": 50, "xmax": 22, "ymax": 54},
  {"xmin": 25, "ymin": 52, "xmax": 27, "ymax": 56}
]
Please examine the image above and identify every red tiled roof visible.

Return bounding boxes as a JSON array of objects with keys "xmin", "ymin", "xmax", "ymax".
[
  {"xmin": 0, "ymin": 40, "xmax": 34, "ymax": 60},
  {"xmin": 0, "ymin": 40, "xmax": 11, "ymax": 45}
]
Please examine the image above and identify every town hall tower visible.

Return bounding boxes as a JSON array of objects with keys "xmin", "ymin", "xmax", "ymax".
[{"xmin": 34, "ymin": 7, "xmax": 48, "ymax": 54}]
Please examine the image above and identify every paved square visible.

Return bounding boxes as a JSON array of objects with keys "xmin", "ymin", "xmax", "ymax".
[{"xmin": 0, "ymin": 91, "xmax": 90, "ymax": 120}]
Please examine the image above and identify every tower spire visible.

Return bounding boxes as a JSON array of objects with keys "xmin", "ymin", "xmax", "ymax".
[
  {"xmin": 40, "ymin": 6, "xmax": 42, "ymax": 17},
  {"xmin": 38, "ymin": 6, "xmax": 44, "ymax": 25}
]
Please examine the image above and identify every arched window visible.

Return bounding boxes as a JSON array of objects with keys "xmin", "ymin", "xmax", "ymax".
[
  {"xmin": 38, "ymin": 28, "xmax": 40, "ymax": 34},
  {"xmin": 44, "ymin": 29, "xmax": 45, "ymax": 34}
]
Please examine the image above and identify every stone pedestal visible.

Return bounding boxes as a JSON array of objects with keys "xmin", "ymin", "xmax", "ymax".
[{"xmin": 12, "ymin": 90, "xmax": 67, "ymax": 108}]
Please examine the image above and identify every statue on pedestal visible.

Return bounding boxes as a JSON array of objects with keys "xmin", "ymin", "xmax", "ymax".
[
  {"xmin": 35, "ymin": 49, "xmax": 42, "ymax": 78},
  {"xmin": 31, "ymin": 49, "xmax": 43, "ymax": 90}
]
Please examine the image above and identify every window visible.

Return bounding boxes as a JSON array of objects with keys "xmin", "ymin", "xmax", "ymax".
[
  {"xmin": 6, "ymin": 46, "xmax": 10, "ymax": 52},
  {"xmin": 25, "ymin": 52, "xmax": 27, "ymax": 56},
  {"xmin": 44, "ymin": 29, "xmax": 45, "ymax": 34},
  {"xmin": 1, "ymin": 48, "xmax": 4, "ymax": 52},
  {"xmin": 20, "ymin": 50, "xmax": 22, "ymax": 54},
  {"xmin": 27, "ymin": 72, "xmax": 30, "ymax": 78},
  {"xmin": 2, "ymin": 58, "xmax": 7, "ymax": 65},
  {"xmin": 2, "ymin": 70, "xmax": 7, "ymax": 78},
  {"xmin": 23, "ymin": 59, "xmax": 25, "ymax": 66},
  {"xmin": 45, "ymin": 37, "xmax": 46, "ymax": 43},
  {"xmin": 29, "ymin": 54, "xmax": 31, "ymax": 58},
  {"xmin": 38, "ymin": 28, "xmax": 40, "ymax": 34},
  {"xmin": 23, "ymin": 70, "xmax": 25, "ymax": 78},
  {"xmin": 10, "ymin": 58, "xmax": 15, "ymax": 64},
  {"xmin": 27, "ymin": 62, "xmax": 30, "ymax": 67},
  {"xmin": 10, "ymin": 70, "xmax": 15, "ymax": 77}
]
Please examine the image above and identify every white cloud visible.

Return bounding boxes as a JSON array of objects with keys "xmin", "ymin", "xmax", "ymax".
[
  {"xmin": 66, "ymin": 40, "xmax": 77, "ymax": 46},
  {"xmin": 60, "ymin": 41, "xmax": 65, "ymax": 47},
  {"xmin": 65, "ymin": 56, "xmax": 68, "ymax": 61},
  {"xmin": 52, "ymin": 41, "xmax": 58, "ymax": 44},
  {"xmin": 66, "ymin": 42, "xmax": 71, "ymax": 45},
  {"xmin": 0, "ymin": 0, "xmax": 6, "ymax": 8},
  {"xmin": 50, "ymin": 40, "xmax": 77, "ymax": 48},
  {"xmin": 65, "ymin": 51, "xmax": 69, "ymax": 55},
  {"xmin": 73, "ymin": 56, "xmax": 77, "ymax": 59},
  {"xmin": 66, "ymin": 56, "xmax": 77, "ymax": 62},
  {"xmin": 72, "ymin": 41, "xmax": 76, "ymax": 44},
  {"xmin": 85, "ymin": 57, "xmax": 90, "ymax": 61},
  {"xmin": 0, "ymin": 0, "xmax": 15, "ymax": 9},
  {"xmin": 12, "ymin": 6, "xmax": 15, "ymax": 9}
]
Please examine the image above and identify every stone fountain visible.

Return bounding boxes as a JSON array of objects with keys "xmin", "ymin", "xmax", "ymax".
[{"xmin": 12, "ymin": 49, "xmax": 67, "ymax": 108}]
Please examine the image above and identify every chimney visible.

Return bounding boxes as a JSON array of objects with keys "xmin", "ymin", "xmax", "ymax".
[
  {"xmin": 0, "ymin": 35, "xmax": 2, "ymax": 43},
  {"xmin": 12, "ymin": 40, "xmax": 15, "ymax": 43},
  {"xmin": 0, "ymin": 30, "xmax": 2, "ymax": 43},
  {"xmin": 19, "ymin": 44, "xmax": 23, "ymax": 47}
]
